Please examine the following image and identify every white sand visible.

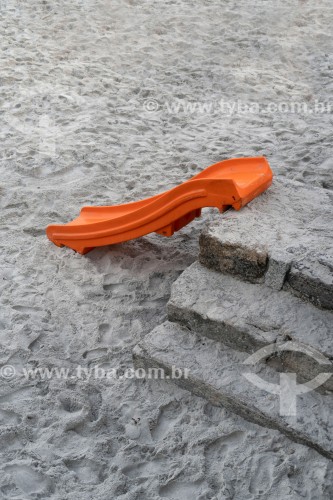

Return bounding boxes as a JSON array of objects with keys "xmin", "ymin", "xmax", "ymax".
[{"xmin": 0, "ymin": 0, "xmax": 332, "ymax": 498}]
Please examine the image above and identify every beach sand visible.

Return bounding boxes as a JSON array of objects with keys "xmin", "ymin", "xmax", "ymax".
[{"xmin": 0, "ymin": 0, "xmax": 332, "ymax": 498}]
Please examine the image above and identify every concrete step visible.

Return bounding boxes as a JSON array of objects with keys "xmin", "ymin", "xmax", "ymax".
[
  {"xmin": 199, "ymin": 178, "xmax": 333, "ymax": 310},
  {"xmin": 133, "ymin": 321, "xmax": 333, "ymax": 460},
  {"xmin": 167, "ymin": 262, "xmax": 333, "ymax": 391}
]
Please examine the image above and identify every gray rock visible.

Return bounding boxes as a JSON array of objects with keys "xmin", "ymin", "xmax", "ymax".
[
  {"xmin": 199, "ymin": 179, "xmax": 333, "ymax": 309},
  {"xmin": 133, "ymin": 321, "xmax": 333, "ymax": 460},
  {"xmin": 264, "ymin": 250, "xmax": 291, "ymax": 290},
  {"xmin": 168, "ymin": 262, "xmax": 333, "ymax": 390}
]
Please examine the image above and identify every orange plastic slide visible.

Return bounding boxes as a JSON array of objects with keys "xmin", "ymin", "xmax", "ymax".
[{"xmin": 46, "ymin": 157, "xmax": 273, "ymax": 254}]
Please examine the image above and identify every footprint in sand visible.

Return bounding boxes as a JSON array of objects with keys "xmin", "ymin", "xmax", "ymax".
[
  {"xmin": 159, "ymin": 480, "xmax": 210, "ymax": 500},
  {"xmin": 0, "ymin": 409, "xmax": 21, "ymax": 425},
  {"xmin": 59, "ymin": 393, "xmax": 86, "ymax": 414},
  {"xmin": 122, "ymin": 459, "xmax": 166, "ymax": 479},
  {"xmin": 204, "ymin": 431, "xmax": 245, "ymax": 490},
  {"xmin": 205, "ymin": 431, "xmax": 245, "ymax": 459},
  {"xmin": 151, "ymin": 400, "xmax": 184, "ymax": 441},
  {"xmin": 248, "ymin": 454, "xmax": 276, "ymax": 496},
  {"xmin": 4, "ymin": 464, "xmax": 51, "ymax": 496},
  {"xmin": 64, "ymin": 458, "xmax": 106, "ymax": 485}
]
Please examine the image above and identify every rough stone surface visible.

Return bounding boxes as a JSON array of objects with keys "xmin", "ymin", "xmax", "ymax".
[
  {"xmin": 199, "ymin": 179, "xmax": 333, "ymax": 309},
  {"xmin": 168, "ymin": 262, "xmax": 333, "ymax": 391},
  {"xmin": 133, "ymin": 321, "xmax": 333, "ymax": 460}
]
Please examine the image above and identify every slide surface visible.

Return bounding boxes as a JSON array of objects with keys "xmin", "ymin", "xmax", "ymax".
[{"xmin": 46, "ymin": 157, "xmax": 273, "ymax": 254}]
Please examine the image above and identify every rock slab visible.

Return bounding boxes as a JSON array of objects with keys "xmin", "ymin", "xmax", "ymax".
[
  {"xmin": 199, "ymin": 179, "xmax": 333, "ymax": 309},
  {"xmin": 167, "ymin": 262, "xmax": 333, "ymax": 390},
  {"xmin": 133, "ymin": 321, "xmax": 333, "ymax": 460}
]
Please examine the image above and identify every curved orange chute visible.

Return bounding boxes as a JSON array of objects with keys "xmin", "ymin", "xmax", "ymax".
[{"xmin": 46, "ymin": 157, "xmax": 273, "ymax": 254}]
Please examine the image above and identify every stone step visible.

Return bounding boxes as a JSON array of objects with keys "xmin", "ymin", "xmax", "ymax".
[
  {"xmin": 199, "ymin": 178, "xmax": 333, "ymax": 310},
  {"xmin": 133, "ymin": 321, "xmax": 333, "ymax": 460},
  {"xmin": 167, "ymin": 262, "xmax": 333, "ymax": 391}
]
